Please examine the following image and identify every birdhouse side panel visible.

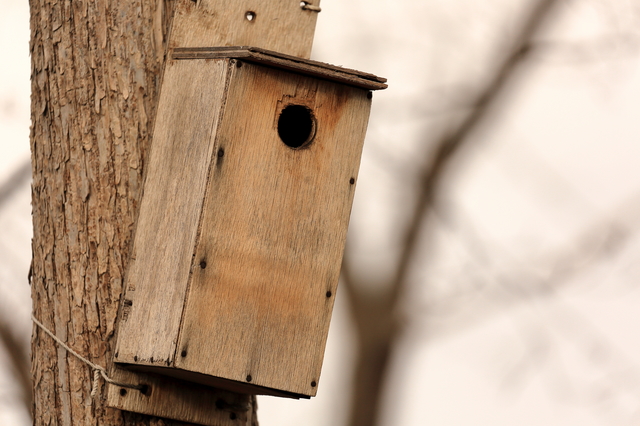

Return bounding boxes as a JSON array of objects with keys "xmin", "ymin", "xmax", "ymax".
[
  {"xmin": 114, "ymin": 59, "xmax": 232, "ymax": 366},
  {"xmin": 174, "ymin": 62, "xmax": 372, "ymax": 396}
]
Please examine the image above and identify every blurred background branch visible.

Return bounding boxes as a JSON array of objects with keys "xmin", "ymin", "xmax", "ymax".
[{"xmin": 341, "ymin": 1, "xmax": 560, "ymax": 425}]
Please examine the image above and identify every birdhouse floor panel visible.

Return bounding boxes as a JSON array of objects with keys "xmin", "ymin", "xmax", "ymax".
[{"xmin": 115, "ymin": 363, "xmax": 309, "ymax": 399}]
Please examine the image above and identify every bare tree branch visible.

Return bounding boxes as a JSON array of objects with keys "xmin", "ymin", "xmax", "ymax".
[
  {"xmin": 419, "ymin": 191, "xmax": 640, "ymax": 336},
  {"xmin": 0, "ymin": 160, "xmax": 31, "ymax": 210},
  {"xmin": 388, "ymin": 0, "xmax": 559, "ymax": 310},
  {"xmin": 0, "ymin": 317, "xmax": 31, "ymax": 417},
  {"xmin": 341, "ymin": 2, "xmax": 563, "ymax": 425}
]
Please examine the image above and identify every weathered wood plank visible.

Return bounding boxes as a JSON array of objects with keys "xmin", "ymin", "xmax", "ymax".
[
  {"xmin": 114, "ymin": 59, "xmax": 231, "ymax": 365},
  {"xmin": 106, "ymin": 368, "xmax": 252, "ymax": 426},
  {"xmin": 172, "ymin": 46, "xmax": 388, "ymax": 90},
  {"xmin": 174, "ymin": 61, "xmax": 372, "ymax": 396},
  {"xmin": 170, "ymin": 0, "xmax": 321, "ymax": 58}
]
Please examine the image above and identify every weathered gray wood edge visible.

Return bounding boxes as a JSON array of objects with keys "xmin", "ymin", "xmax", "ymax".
[{"xmin": 172, "ymin": 46, "xmax": 388, "ymax": 90}]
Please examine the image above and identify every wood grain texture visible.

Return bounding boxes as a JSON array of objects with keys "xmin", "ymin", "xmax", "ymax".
[
  {"xmin": 114, "ymin": 59, "xmax": 230, "ymax": 366},
  {"xmin": 172, "ymin": 46, "xmax": 388, "ymax": 90},
  {"xmin": 174, "ymin": 61, "xmax": 372, "ymax": 396},
  {"xmin": 26, "ymin": 0, "xmax": 240, "ymax": 424},
  {"xmin": 170, "ymin": 0, "xmax": 320, "ymax": 58},
  {"xmin": 106, "ymin": 368, "xmax": 253, "ymax": 426}
]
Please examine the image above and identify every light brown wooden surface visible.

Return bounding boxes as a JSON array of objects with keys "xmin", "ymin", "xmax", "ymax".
[
  {"xmin": 170, "ymin": 0, "xmax": 321, "ymax": 58},
  {"xmin": 174, "ymin": 61, "xmax": 372, "ymax": 396},
  {"xmin": 106, "ymin": 368, "xmax": 252, "ymax": 426},
  {"xmin": 114, "ymin": 59, "xmax": 230, "ymax": 365},
  {"xmin": 172, "ymin": 46, "xmax": 388, "ymax": 90},
  {"xmin": 26, "ymin": 0, "xmax": 254, "ymax": 424}
]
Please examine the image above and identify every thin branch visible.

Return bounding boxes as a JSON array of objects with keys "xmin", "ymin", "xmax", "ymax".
[
  {"xmin": 387, "ymin": 0, "xmax": 559, "ymax": 309},
  {"xmin": 418, "ymin": 191, "xmax": 640, "ymax": 334},
  {"xmin": 0, "ymin": 317, "xmax": 31, "ymax": 415},
  {"xmin": 529, "ymin": 33, "xmax": 640, "ymax": 63},
  {"xmin": 0, "ymin": 160, "xmax": 31, "ymax": 210}
]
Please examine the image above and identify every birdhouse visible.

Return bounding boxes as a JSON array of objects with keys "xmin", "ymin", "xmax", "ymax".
[{"xmin": 113, "ymin": 46, "xmax": 386, "ymax": 399}]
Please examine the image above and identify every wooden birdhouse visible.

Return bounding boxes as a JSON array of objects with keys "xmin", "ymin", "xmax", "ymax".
[{"xmin": 113, "ymin": 46, "xmax": 385, "ymax": 400}]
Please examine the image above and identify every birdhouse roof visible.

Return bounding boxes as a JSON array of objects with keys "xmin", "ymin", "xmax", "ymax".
[{"xmin": 171, "ymin": 46, "xmax": 388, "ymax": 91}]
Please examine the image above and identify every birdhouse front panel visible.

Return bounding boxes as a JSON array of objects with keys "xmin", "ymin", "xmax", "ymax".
[
  {"xmin": 173, "ymin": 61, "xmax": 371, "ymax": 396},
  {"xmin": 114, "ymin": 47, "xmax": 386, "ymax": 398}
]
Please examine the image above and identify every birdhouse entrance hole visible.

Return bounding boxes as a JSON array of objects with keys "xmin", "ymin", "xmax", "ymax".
[{"xmin": 278, "ymin": 104, "xmax": 316, "ymax": 148}]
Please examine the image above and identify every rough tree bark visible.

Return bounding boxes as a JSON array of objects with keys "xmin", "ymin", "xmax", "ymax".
[{"xmin": 29, "ymin": 1, "xmax": 257, "ymax": 425}]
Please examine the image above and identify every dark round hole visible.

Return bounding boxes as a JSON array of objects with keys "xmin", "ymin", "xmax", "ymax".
[
  {"xmin": 139, "ymin": 384, "xmax": 151, "ymax": 396},
  {"xmin": 120, "ymin": 388, "xmax": 127, "ymax": 396},
  {"xmin": 200, "ymin": 260, "xmax": 207, "ymax": 269},
  {"xmin": 349, "ymin": 177, "xmax": 355, "ymax": 185},
  {"xmin": 326, "ymin": 291, "xmax": 332, "ymax": 298},
  {"xmin": 311, "ymin": 380, "xmax": 317, "ymax": 387},
  {"xmin": 181, "ymin": 350, "xmax": 187, "ymax": 357},
  {"xmin": 149, "ymin": 357, "xmax": 154, "ymax": 363},
  {"xmin": 217, "ymin": 148, "xmax": 225, "ymax": 157},
  {"xmin": 133, "ymin": 356, "xmax": 138, "ymax": 362},
  {"xmin": 246, "ymin": 375, "xmax": 252, "ymax": 382},
  {"xmin": 278, "ymin": 105, "xmax": 316, "ymax": 149}
]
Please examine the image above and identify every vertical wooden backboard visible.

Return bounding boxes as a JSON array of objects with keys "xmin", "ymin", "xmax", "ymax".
[
  {"xmin": 171, "ymin": 0, "xmax": 321, "ymax": 58},
  {"xmin": 173, "ymin": 61, "xmax": 372, "ymax": 396}
]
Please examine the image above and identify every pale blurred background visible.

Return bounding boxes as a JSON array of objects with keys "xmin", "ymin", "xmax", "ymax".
[{"xmin": 3, "ymin": 0, "xmax": 640, "ymax": 425}]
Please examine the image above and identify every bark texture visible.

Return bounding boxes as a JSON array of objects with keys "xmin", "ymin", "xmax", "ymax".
[{"xmin": 29, "ymin": 1, "xmax": 256, "ymax": 424}]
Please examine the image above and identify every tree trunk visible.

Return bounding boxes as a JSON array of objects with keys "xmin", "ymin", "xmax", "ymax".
[{"xmin": 29, "ymin": 1, "xmax": 257, "ymax": 425}]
